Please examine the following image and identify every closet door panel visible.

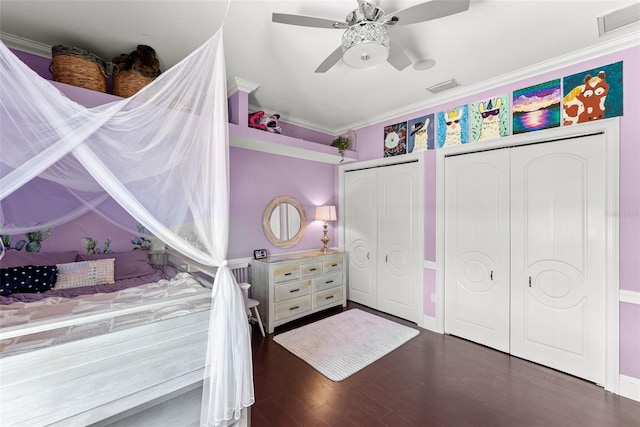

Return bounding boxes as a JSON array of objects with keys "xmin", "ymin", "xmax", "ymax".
[
  {"xmin": 377, "ymin": 163, "xmax": 420, "ymax": 323},
  {"xmin": 444, "ymin": 150, "xmax": 511, "ymax": 352},
  {"xmin": 510, "ymin": 135, "xmax": 606, "ymax": 384},
  {"xmin": 344, "ymin": 169, "xmax": 378, "ymax": 307}
]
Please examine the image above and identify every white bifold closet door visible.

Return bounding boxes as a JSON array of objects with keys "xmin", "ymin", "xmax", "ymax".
[
  {"xmin": 345, "ymin": 168, "xmax": 378, "ymax": 308},
  {"xmin": 444, "ymin": 149, "xmax": 511, "ymax": 353},
  {"xmin": 345, "ymin": 162, "xmax": 420, "ymax": 323},
  {"xmin": 510, "ymin": 136, "xmax": 606, "ymax": 384},
  {"xmin": 444, "ymin": 134, "xmax": 606, "ymax": 384}
]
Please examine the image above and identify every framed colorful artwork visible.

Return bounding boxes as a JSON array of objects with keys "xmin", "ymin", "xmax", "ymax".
[
  {"xmin": 383, "ymin": 121, "xmax": 408, "ymax": 157},
  {"xmin": 512, "ymin": 79, "xmax": 561, "ymax": 134},
  {"xmin": 470, "ymin": 94, "xmax": 510, "ymax": 142},
  {"xmin": 407, "ymin": 114, "xmax": 434, "ymax": 152},
  {"xmin": 437, "ymin": 105, "xmax": 469, "ymax": 148},
  {"xmin": 562, "ymin": 61, "xmax": 623, "ymax": 126}
]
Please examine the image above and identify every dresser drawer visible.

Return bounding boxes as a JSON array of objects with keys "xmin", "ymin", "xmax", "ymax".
[
  {"xmin": 313, "ymin": 287, "xmax": 343, "ymax": 309},
  {"xmin": 300, "ymin": 261, "xmax": 323, "ymax": 278},
  {"xmin": 274, "ymin": 295, "xmax": 312, "ymax": 321},
  {"xmin": 323, "ymin": 256, "xmax": 343, "ymax": 273},
  {"xmin": 274, "ymin": 279, "xmax": 312, "ymax": 302},
  {"xmin": 274, "ymin": 265, "xmax": 300, "ymax": 283},
  {"xmin": 312, "ymin": 272, "xmax": 343, "ymax": 293}
]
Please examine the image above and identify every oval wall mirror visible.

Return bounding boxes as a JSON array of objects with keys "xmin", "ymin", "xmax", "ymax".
[{"xmin": 263, "ymin": 196, "xmax": 307, "ymax": 248}]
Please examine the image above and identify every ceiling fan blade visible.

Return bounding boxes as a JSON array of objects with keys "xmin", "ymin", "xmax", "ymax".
[
  {"xmin": 272, "ymin": 13, "xmax": 348, "ymax": 29},
  {"xmin": 315, "ymin": 46, "xmax": 344, "ymax": 73},
  {"xmin": 384, "ymin": 0, "xmax": 470, "ymax": 26},
  {"xmin": 387, "ymin": 42, "xmax": 412, "ymax": 71}
]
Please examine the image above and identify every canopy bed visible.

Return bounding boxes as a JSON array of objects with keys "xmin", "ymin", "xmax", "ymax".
[{"xmin": 0, "ymin": 22, "xmax": 253, "ymax": 427}]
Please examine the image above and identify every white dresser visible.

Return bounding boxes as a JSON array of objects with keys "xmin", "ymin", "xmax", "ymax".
[{"xmin": 250, "ymin": 250, "xmax": 346, "ymax": 333}]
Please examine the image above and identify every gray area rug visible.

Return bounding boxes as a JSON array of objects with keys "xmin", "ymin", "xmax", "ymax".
[{"xmin": 273, "ymin": 308, "xmax": 419, "ymax": 381}]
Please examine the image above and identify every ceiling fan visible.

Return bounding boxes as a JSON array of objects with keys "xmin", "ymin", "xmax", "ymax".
[{"xmin": 272, "ymin": 0, "xmax": 470, "ymax": 73}]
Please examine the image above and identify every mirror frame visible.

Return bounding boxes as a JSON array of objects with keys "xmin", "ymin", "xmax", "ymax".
[{"xmin": 262, "ymin": 195, "xmax": 307, "ymax": 248}]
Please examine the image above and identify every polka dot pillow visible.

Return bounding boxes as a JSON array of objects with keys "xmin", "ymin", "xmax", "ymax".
[{"xmin": 0, "ymin": 265, "xmax": 58, "ymax": 296}]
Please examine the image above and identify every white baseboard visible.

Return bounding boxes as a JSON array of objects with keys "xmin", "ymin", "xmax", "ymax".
[
  {"xmin": 619, "ymin": 375, "xmax": 640, "ymax": 402},
  {"xmin": 421, "ymin": 315, "xmax": 439, "ymax": 333}
]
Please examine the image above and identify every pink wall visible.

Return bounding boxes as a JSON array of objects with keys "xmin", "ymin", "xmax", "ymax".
[{"xmin": 353, "ymin": 45, "xmax": 640, "ymax": 380}]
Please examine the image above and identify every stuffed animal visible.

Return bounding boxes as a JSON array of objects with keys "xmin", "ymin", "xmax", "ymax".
[
  {"xmin": 248, "ymin": 111, "xmax": 282, "ymax": 134},
  {"xmin": 112, "ymin": 45, "xmax": 161, "ymax": 78},
  {"xmin": 248, "ymin": 111, "xmax": 268, "ymax": 131}
]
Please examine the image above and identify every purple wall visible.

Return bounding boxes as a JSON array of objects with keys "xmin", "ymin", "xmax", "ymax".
[
  {"xmin": 354, "ymin": 45, "xmax": 640, "ymax": 380},
  {"xmin": 3, "ymin": 212, "xmax": 143, "ymax": 254},
  {"xmin": 228, "ymin": 146, "xmax": 336, "ymax": 259},
  {"xmin": 10, "ymin": 49, "xmax": 51, "ymax": 79}
]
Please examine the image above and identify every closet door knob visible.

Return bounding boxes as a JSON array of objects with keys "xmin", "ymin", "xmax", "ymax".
[
  {"xmin": 490, "ymin": 270, "xmax": 494, "ymax": 281},
  {"xmin": 528, "ymin": 276, "xmax": 532, "ymax": 288}
]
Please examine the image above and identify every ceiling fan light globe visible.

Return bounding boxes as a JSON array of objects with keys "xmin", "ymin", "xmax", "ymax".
[
  {"xmin": 341, "ymin": 21, "xmax": 389, "ymax": 69},
  {"xmin": 342, "ymin": 42, "xmax": 389, "ymax": 68}
]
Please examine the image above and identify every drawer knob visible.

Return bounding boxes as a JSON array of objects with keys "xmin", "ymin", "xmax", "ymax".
[
  {"xmin": 325, "ymin": 280, "xmax": 334, "ymax": 284},
  {"xmin": 310, "ymin": 268, "xmax": 317, "ymax": 271},
  {"xmin": 289, "ymin": 306, "xmax": 300, "ymax": 311},
  {"xmin": 331, "ymin": 263, "xmax": 338, "ymax": 267},
  {"xmin": 284, "ymin": 272, "xmax": 292, "ymax": 276},
  {"xmin": 289, "ymin": 289, "xmax": 300, "ymax": 293},
  {"xmin": 325, "ymin": 295, "xmax": 334, "ymax": 300}
]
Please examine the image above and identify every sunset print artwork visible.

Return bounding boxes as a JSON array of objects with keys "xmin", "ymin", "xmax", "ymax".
[{"xmin": 512, "ymin": 79, "xmax": 561, "ymax": 134}]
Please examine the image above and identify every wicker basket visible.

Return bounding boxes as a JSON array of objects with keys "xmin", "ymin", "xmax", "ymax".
[
  {"xmin": 112, "ymin": 68, "xmax": 155, "ymax": 98},
  {"xmin": 50, "ymin": 45, "xmax": 111, "ymax": 93}
]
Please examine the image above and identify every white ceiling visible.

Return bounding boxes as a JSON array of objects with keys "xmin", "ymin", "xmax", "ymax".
[{"xmin": 1, "ymin": 1, "xmax": 639, "ymax": 134}]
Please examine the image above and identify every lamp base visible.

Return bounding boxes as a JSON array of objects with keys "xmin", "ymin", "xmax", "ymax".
[{"xmin": 320, "ymin": 222, "xmax": 330, "ymax": 253}]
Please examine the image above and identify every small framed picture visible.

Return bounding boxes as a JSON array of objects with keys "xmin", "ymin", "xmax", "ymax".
[{"xmin": 253, "ymin": 249, "xmax": 268, "ymax": 260}]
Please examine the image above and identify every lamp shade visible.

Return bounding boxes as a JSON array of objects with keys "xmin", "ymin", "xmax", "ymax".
[{"xmin": 315, "ymin": 205, "xmax": 337, "ymax": 222}]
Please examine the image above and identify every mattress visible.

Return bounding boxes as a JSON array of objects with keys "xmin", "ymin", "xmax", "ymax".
[{"xmin": 0, "ymin": 272, "xmax": 212, "ymax": 356}]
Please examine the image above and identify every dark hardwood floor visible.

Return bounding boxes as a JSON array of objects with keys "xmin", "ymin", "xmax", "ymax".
[{"xmin": 250, "ymin": 302, "xmax": 640, "ymax": 427}]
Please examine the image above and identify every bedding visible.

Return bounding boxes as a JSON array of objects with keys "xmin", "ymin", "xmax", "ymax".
[
  {"xmin": 0, "ymin": 271, "xmax": 211, "ymax": 356},
  {"xmin": 78, "ymin": 249, "xmax": 157, "ymax": 280},
  {"xmin": 0, "ymin": 249, "xmax": 171, "ymax": 305},
  {"xmin": 0, "ymin": 268, "xmax": 166, "ymax": 304}
]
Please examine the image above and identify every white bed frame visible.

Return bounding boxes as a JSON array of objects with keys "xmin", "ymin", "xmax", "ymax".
[{"xmin": 0, "ymin": 251, "xmax": 251, "ymax": 427}]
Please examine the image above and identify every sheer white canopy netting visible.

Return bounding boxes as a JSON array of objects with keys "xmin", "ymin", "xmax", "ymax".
[{"xmin": 0, "ymin": 27, "xmax": 253, "ymax": 426}]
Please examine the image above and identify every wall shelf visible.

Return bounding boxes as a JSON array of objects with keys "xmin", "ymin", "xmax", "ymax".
[
  {"xmin": 229, "ymin": 123, "xmax": 358, "ymax": 164},
  {"xmin": 50, "ymin": 79, "xmax": 359, "ymax": 164}
]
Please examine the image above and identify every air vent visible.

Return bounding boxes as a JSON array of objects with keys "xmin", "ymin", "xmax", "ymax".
[
  {"xmin": 427, "ymin": 79, "xmax": 461, "ymax": 94},
  {"xmin": 597, "ymin": 3, "xmax": 640, "ymax": 37}
]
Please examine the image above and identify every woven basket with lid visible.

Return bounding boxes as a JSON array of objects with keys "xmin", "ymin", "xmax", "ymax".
[
  {"xmin": 112, "ymin": 68, "xmax": 155, "ymax": 98},
  {"xmin": 50, "ymin": 45, "xmax": 111, "ymax": 93}
]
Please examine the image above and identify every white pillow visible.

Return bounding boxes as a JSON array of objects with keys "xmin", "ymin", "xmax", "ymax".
[{"xmin": 55, "ymin": 259, "xmax": 115, "ymax": 289}]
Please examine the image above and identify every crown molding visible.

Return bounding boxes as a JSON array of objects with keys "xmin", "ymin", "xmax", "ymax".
[
  {"xmin": 337, "ymin": 31, "xmax": 640, "ymax": 134},
  {"xmin": 0, "ymin": 32, "xmax": 51, "ymax": 58},
  {"xmin": 227, "ymin": 77, "xmax": 259, "ymax": 96}
]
